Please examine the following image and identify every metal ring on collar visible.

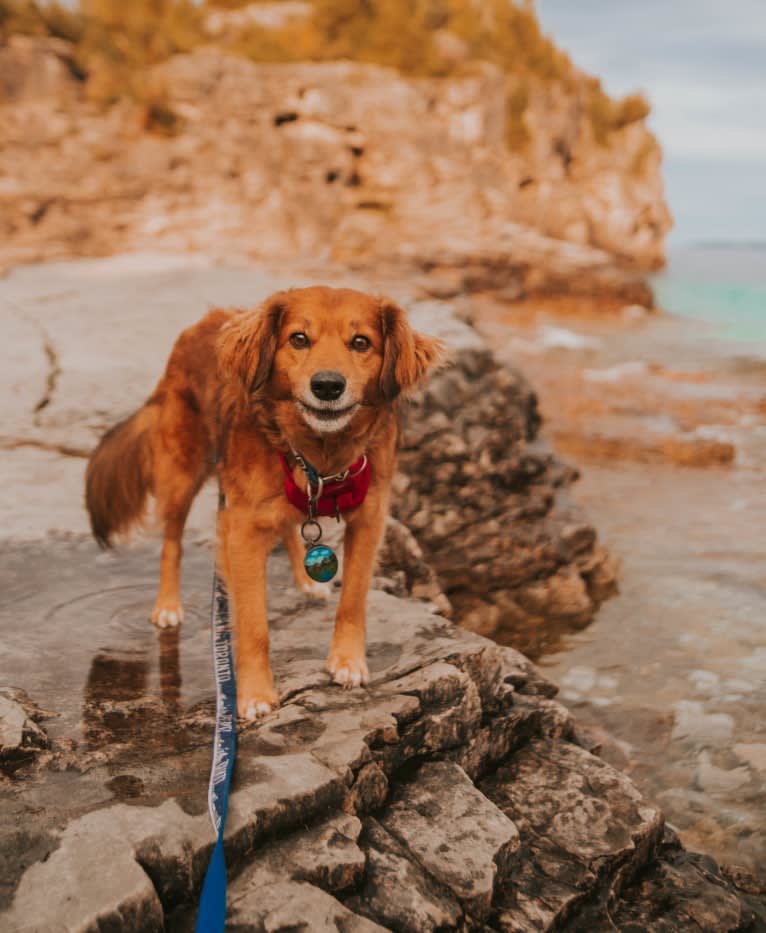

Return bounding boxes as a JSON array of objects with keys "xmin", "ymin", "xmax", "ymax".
[
  {"xmin": 308, "ymin": 475, "xmax": 324, "ymax": 503},
  {"xmin": 301, "ymin": 520, "xmax": 323, "ymax": 544}
]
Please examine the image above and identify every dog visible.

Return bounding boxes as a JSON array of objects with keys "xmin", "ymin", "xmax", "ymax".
[{"xmin": 85, "ymin": 286, "xmax": 442, "ymax": 719}]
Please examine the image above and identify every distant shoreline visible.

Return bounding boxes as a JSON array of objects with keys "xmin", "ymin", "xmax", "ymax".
[{"xmin": 674, "ymin": 241, "xmax": 766, "ymax": 252}]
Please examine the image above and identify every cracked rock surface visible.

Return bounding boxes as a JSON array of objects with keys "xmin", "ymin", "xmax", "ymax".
[{"xmin": 2, "ymin": 544, "xmax": 763, "ymax": 931}]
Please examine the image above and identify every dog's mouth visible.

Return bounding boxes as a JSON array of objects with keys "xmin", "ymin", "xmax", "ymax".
[{"xmin": 297, "ymin": 401, "xmax": 358, "ymax": 422}]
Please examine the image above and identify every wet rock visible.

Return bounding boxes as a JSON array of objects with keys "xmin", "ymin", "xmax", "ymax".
[
  {"xmin": 228, "ymin": 812, "xmax": 366, "ymax": 897},
  {"xmin": 497, "ymin": 644, "xmax": 559, "ymax": 699},
  {"xmin": 689, "ymin": 669, "xmax": 722, "ymax": 697},
  {"xmin": 694, "ymin": 751, "xmax": 751, "ymax": 795},
  {"xmin": 600, "ymin": 828, "xmax": 766, "ymax": 933},
  {"xmin": 229, "ymin": 880, "xmax": 388, "ymax": 932},
  {"xmin": 0, "ymin": 540, "xmax": 760, "ymax": 933},
  {"xmin": 733, "ymin": 742, "xmax": 766, "ymax": 774},
  {"xmin": 377, "ymin": 516, "xmax": 452, "ymax": 617},
  {"xmin": 4, "ymin": 539, "xmax": 758, "ymax": 931},
  {"xmin": 0, "ymin": 690, "xmax": 49, "ymax": 774},
  {"xmin": 672, "ymin": 700, "xmax": 735, "ymax": 745},
  {"xmin": 8, "ymin": 804, "xmax": 166, "ymax": 933}
]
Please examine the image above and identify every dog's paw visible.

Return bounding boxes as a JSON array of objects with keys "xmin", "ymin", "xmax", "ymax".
[
  {"xmin": 326, "ymin": 652, "xmax": 369, "ymax": 690},
  {"xmin": 151, "ymin": 600, "xmax": 184, "ymax": 629},
  {"xmin": 299, "ymin": 579, "xmax": 333, "ymax": 600},
  {"xmin": 240, "ymin": 699, "xmax": 276, "ymax": 721},
  {"xmin": 237, "ymin": 688, "xmax": 279, "ymax": 721},
  {"xmin": 237, "ymin": 678, "xmax": 279, "ymax": 722}
]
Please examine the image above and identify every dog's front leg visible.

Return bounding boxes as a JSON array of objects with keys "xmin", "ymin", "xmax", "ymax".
[
  {"xmin": 327, "ymin": 492, "xmax": 387, "ymax": 688},
  {"xmin": 220, "ymin": 506, "xmax": 279, "ymax": 719}
]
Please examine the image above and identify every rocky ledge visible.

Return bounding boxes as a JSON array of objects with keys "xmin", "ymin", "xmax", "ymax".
[
  {"xmin": 1, "ymin": 548, "xmax": 763, "ymax": 932},
  {"xmin": 390, "ymin": 310, "xmax": 619, "ymax": 656}
]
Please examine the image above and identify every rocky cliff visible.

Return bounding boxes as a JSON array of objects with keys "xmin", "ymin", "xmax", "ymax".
[{"xmin": 0, "ymin": 35, "xmax": 667, "ymax": 302}]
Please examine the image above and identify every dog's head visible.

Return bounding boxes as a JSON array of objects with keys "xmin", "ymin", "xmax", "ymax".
[{"xmin": 218, "ymin": 286, "xmax": 443, "ymax": 434}]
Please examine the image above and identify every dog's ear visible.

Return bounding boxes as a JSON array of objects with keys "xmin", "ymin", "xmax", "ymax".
[
  {"xmin": 379, "ymin": 299, "xmax": 445, "ymax": 401},
  {"xmin": 217, "ymin": 296, "xmax": 286, "ymax": 396}
]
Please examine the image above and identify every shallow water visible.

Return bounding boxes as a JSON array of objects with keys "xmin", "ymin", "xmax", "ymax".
[
  {"xmin": 476, "ymin": 272, "xmax": 766, "ymax": 876},
  {"xmin": 653, "ymin": 246, "xmax": 766, "ymax": 345},
  {"xmin": 542, "ymin": 463, "xmax": 766, "ymax": 875}
]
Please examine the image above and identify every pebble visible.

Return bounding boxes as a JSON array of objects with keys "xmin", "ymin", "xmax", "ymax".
[
  {"xmin": 694, "ymin": 751, "xmax": 750, "ymax": 794},
  {"xmin": 688, "ymin": 669, "xmax": 720, "ymax": 696},
  {"xmin": 733, "ymin": 742, "xmax": 766, "ymax": 773},
  {"xmin": 671, "ymin": 700, "xmax": 735, "ymax": 745},
  {"xmin": 559, "ymin": 665, "xmax": 596, "ymax": 693}
]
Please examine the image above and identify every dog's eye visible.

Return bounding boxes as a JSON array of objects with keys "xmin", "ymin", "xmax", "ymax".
[
  {"xmin": 350, "ymin": 335, "xmax": 371, "ymax": 352},
  {"xmin": 289, "ymin": 332, "xmax": 310, "ymax": 349}
]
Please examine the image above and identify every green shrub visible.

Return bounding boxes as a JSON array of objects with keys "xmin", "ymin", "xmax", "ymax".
[
  {"xmin": 587, "ymin": 79, "xmax": 650, "ymax": 145},
  {"xmin": 0, "ymin": 0, "xmax": 83, "ymax": 41}
]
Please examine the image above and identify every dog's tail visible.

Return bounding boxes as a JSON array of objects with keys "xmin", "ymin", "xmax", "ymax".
[{"xmin": 85, "ymin": 402, "xmax": 158, "ymax": 548}]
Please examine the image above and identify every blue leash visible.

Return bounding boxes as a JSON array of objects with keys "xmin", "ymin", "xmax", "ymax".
[{"xmin": 195, "ymin": 571, "xmax": 237, "ymax": 933}]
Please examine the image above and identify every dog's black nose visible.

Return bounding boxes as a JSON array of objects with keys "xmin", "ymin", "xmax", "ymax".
[{"xmin": 310, "ymin": 371, "xmax": 346, "ymax": 402}]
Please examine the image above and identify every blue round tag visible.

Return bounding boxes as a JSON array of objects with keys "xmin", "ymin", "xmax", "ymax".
[{"xmin": 304, "ymin": 545, "xmax": 339, "ymax": 582}]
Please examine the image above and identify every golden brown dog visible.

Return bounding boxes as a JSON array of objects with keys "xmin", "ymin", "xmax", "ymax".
[{"xmin": 85, "ymin": 286, "xmax": 442, "ymax": 719}]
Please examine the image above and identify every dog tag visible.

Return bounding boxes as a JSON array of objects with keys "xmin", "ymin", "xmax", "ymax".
[{"xmin": 304, "ymin": 544, "xmax": 339, "ymax": 583}]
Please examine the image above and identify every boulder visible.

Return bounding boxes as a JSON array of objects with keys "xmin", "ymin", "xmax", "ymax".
[{"xmin": 393, "ymin": 303, "xmax": 619, "ymax": 653}]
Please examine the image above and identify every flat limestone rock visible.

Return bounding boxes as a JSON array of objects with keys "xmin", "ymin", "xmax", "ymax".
[
  {"xmin": 381, "ymin": 760, "xmax": 520, "ymax": 919},
  {"xmin": 229, "ymin": 880, "xmax": 388, "ymax": 933},
  {"xmin": 8, "ymin": 804, "xmax": 166, "ymax": 933},
  {"xmin": 219, "ymin": 815, "xmax": 372, "ymax": 932},
  {"xmin": 348, "ymin": 818, "xmax": 463, "ymax": 933}
]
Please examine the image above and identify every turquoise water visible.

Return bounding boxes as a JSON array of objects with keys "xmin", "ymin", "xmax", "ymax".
[{"xmin": 652, "ymin": 247, "xmax": 766, "ymax": 346}]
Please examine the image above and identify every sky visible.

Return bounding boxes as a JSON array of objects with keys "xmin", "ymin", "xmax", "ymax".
[{"xmin": 536, "ymin": 0, "xmax": 766, "ymax": 247}]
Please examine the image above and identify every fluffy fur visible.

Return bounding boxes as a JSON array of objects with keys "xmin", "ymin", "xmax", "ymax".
[{"xmin": 85, "ymin": 287, "xmax": 442, "ymax": 718}]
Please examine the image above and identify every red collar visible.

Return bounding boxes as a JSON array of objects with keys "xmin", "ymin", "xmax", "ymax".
[{"xmin": 278, "ymin": 452, "xmax": 371, "ymax": 518}]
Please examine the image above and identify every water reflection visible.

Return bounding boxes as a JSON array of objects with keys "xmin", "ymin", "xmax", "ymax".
[
  {"xmin": 82, "ymin": 628, "xmax": 182, "ymax": 749},
  {"xmin": 158, "ymin": 628, "xmax": 182, "ymax": 706}
]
